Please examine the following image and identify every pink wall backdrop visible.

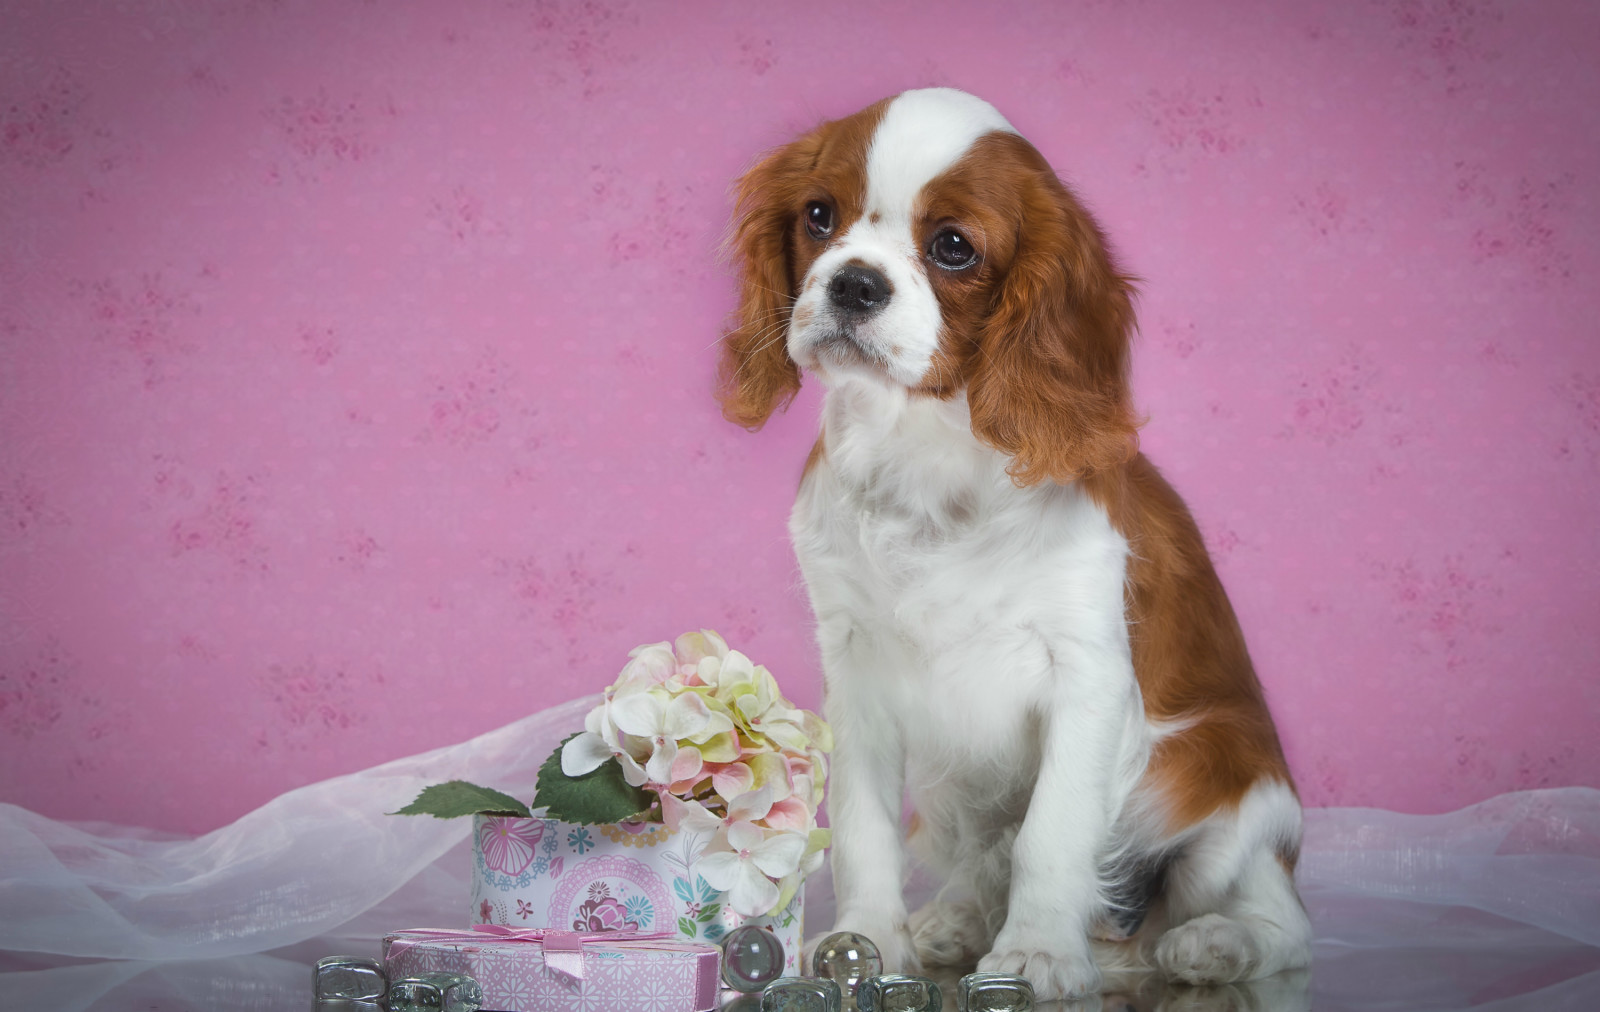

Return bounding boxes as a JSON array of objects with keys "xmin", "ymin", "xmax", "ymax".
[{"xmin": 2, "ymin": 0, "xmax": 1597, "ymax": 835}]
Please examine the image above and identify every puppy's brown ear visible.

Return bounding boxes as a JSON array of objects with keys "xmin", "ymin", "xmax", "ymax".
[
  {"xmin": 716, "ymin": 138, "xmax": 814, "ymax": 430},
  {"xmin": 967, "ymin": 135, "xmax": 1141, "ymax": 485}
]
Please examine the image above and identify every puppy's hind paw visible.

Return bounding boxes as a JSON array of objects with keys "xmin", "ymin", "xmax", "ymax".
[
  {"xmin": 909, "ymin": 899, "xmax": 989, "ymax": 967},
  {"xmin": 978, "ymin": 945, "xmax": 1102, "ymax": 1001},
  {"xmin": 1154, "ymin": 913, "xmax": 1258, "ymax": 985}
]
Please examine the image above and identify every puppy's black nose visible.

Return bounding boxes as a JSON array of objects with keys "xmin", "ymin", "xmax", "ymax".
[{"xmin": 828, "ymin": 264, "xmax": 891, "ymax": 315}]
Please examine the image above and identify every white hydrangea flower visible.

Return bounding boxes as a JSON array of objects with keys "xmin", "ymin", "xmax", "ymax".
[
  {"xmin": 609, "ymin": 687, "xmax": 733, "ymax": 786},
  {"xmin": 695, "ymin": 821, "xmax": 807, "ymax": 917},
  {"xmin": 554, "ymin": 630, "xmax": 833, "ymax": 911}
]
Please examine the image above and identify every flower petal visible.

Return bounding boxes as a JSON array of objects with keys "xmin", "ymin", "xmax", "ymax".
[
  {"xmin": 610, "ymin": 691, "xmax": 666, "ymax": 737},
  {"xmin": 762, "ymin": 796, "xmax": 810, "ymax": 832},
  {"xmin": 735, "ymin": 691, "xmax": 764, "ymax": 724},
  {"xmin": 710, "ymin": 762, "xmax": 755, "ymax": 800},
  {"xmin": 619, "ymin": 642, "xmax": 677, "ymax": 688},
  {"xmin": 746, "ymin": 752, "xmax": 792, "ymax": 802},
  {"xmin": 673, "ymin": 796, "xmax": 725, "ymax": 837},
  {"xmin": 695, "ymin": 850, "xmax": 744, "ymax": 893},
  {"xmin": 756, "ymin": 717, "xmax": 811, "ymax": 753},
  {"xmin": 772, "ymin": 872, "xmax": 801, "ymax": 915},
  {"xmin": 668, "ymin": 744, "xmax": 703, "ymax": 786},
  {"xmin": 584, "ymin": 697, "xmax": 624, "ymax": 746},
  {"xmin": 659, "ymin": 794, "xmax": 710, "ymax": 834},
  {"xmin": 800, "ymin": 844, "xmax": 826, "ymax": 878},
  {"xmin": 674, "ymin": 630, "xmax": 728, "ymax": 667},
  {"xmin": 790, "ymin": 773, "xmax": 814, "ymax": 809},
  {"xmin": 726, "ymin": 860, "xmax": 780, "ymax": 917},
  {"xmin": 712, "ymin": 651, "xmax": 757, "ymax": 704},
  {"xmin": 617, "ymin": 750, "xmax": 649, "ymax": 787},
  {"xmin": 725, "ymin": 820, "xmax": 765, "ymax": 854},
  {"xmin": 727, "ymin": 784, "xmax": 774, "ymax": 824},
  {"xmin": 749, "ymin": 830, "xmax": 807, "ymax": 879},
  {"xmin": 661, "ymin": 692, "xmax": 712, "ymax": 740},
  {"xmin": 687, "ymin": 707, "xmax": 735, "ymax": 743},
  {"xmin": 695, "ymin": 730, "xmax": 741, "ymax": 764},
  {"xmin": 693, "ymin": 656, "xmax": 724, "ymax": 690},
  {"xmin": 804, "ymin": 711, "xmax": 834, "ymax": 752},
  {"xmin": 560, "ymin": 731, "xmax": 616, "ymax": 777},
  {"xmin": 643, "ymin": 736, "xmax": 679, "ymax": 785}
]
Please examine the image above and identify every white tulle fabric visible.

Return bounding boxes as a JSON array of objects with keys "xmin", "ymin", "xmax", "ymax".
[
  {"xmin": 1298, "ymin": 788, "xmax": 1600, "ymax": 950},
  {"xmin": 0, "ymin": 696, "xmax": 596, "ymax": 960},
  {"xmin": 1, "ymin": 697, "xmax": 1596, "ymax": 1006}
]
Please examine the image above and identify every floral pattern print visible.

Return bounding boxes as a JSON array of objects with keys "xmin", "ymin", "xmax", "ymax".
[
  {"xmin": 672, "ymin": 874, "xmax": 724, "ymax": 943},
  {"xmin": 478, "ymin": 816, "xmax": 544, "ymax": 876},
  {"xmin": 573, "ymin": 882, "xmax": 639, "ymax": 933}
]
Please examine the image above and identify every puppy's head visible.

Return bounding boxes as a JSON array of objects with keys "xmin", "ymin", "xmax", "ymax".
[{"xmin": 719, "ymin": 88, "xmax": 1140, "ymax": 485}]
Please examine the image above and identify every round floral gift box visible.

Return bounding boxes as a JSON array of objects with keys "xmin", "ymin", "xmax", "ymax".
[{"xmin": 469, "ymin": 815, "xmax": 805, "ymax": 973}]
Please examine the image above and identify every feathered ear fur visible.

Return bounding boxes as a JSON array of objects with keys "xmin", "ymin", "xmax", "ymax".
[
  {"xmin": 716, "ymin": 138, "xmax": 816, "ymax": 430},
  {"xmin": 966, "ymin": 137, "xmax": 1141, "ymax": 485}
]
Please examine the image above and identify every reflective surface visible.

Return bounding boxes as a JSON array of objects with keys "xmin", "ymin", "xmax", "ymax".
[
  {"xmin": 5, "ymin": 939, "xmax": 1597, "ymax": 1012},
  {"xmin": 3, "ymin": 894, "xmax": 1597, "ymax": 1012}
]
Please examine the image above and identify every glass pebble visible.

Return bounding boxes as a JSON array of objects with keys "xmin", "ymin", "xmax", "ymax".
[
  {"xmin": 760, "ymin": 975, "xmax": 842, "ymax": 1012},
  {"xmin": 421, "ymin": 971, "xmax": 483, "ymax": 1012},
  {"xmin": 955, "ymin": 972, "xmax": 1033, "ymax": 1012},
  {"xmin": 722, "ymin": 923, "xmax": 787, "ymax": 992},
  {"xmin": 313, "ymin": 955, "xmax": 386, "ymax": 1001},
  {"xmin": 809, "ymin": 931, "xmax": 883, "ymax": 998},
  {"xmin": 386, "ymin": 977, "xmax": 444, "ymax": 1011},
  {"xmin": 857, "ymin": 973, "xmax": 942, "ymax": 1012}
]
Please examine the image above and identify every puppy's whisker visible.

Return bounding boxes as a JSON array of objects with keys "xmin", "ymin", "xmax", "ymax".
[{"xmin": 706, "ymin": 312, "xmax": 792, "ymax": 355}]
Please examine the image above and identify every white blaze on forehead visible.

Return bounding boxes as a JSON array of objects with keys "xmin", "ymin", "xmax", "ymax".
[{"xmin": 863, "ymin": 88, "xmax": 1018, "ymax": 220}]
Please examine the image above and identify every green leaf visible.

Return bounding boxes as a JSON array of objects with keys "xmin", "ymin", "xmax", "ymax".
[
  {"xmin": 677, "ymin": 916, "xmax": 696, "ymax": 938},
  {"xmin": 534, "ymin": 733, "xmax": 655, "ymax": 825},
  {"xmin": 696, "ymin": 904, "xmax": 720, "ymax": 923},
  {"xmin": 390, "ymin": 780, "xmax": 532, "ymax": 819}
]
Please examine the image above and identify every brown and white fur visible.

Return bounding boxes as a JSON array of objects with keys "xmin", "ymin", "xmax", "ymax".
[{"xmin": 717, "ymin": 88, "xmax": 1311, "ymax": 1000}]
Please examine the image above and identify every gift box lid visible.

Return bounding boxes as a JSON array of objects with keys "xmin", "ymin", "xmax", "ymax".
[{"xmin": 382, "ymin": 926, "xmax": 721, "ymax": 1012}]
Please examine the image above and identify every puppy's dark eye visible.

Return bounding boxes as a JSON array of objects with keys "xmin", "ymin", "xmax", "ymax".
[
  {"xmin": 929, "ymin": 229, "xmax": 977, "ymax": 270},
  {"xmin": 805, "ymin": 201, "xmax": 834, "ymax": 239}
]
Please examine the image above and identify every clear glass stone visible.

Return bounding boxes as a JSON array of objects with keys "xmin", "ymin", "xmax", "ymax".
[
  {"xmin": 809, "ymin": 931, "xmax": 883, "ymax": 998},
  {"xmin": 313, "ymin": 955, "xmax": 386, "ymax": 1001},
  {"xmin": 955, "ymin": 972, "xmax": 1033, "ymax": 1012},
  {"xmin": 386, "ymin": 977, "xmax": 444, "ymax": 1011},
  {"xmin": 420, "ymin": 971, "xmax": 483, "ymax": 1012},
  {"xmin": 857, "ymin": 973, "xmax": 943, "ymax": 1012},
  {"xmin": 760, "ymin": 975, "xmax": 842, "ymax": 1012},
  {"xmin": 722, "ymin": 923, "xmax": 787, "ymax": 992}
]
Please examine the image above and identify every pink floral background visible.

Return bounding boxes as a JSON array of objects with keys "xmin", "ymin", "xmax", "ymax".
[{"xmin": 1, "ymin": 0, "xmax": 1596, "ymax": 834}]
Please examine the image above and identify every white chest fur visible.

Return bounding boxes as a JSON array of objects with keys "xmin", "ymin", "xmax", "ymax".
[{"xmin": 790, "ymin": 382, "xmax": 1139, "ymax": 801}]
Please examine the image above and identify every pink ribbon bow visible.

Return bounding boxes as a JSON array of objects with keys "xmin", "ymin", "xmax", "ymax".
[{"xmin": 387, "ymin": 924, "xmax": 674, "ymax": 982}]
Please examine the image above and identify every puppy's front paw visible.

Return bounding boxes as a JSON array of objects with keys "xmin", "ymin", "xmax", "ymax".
[
  {"xmin": 978, "ymin": 942, "xmax": 1102, "ymax": 1000},
  {"xmin": 809, "ymin": 917, "xmax": 921, "ymax": 977},
  {"xmin": 909, "ymin": 899, "xmax": 989, "ymax": 967}
]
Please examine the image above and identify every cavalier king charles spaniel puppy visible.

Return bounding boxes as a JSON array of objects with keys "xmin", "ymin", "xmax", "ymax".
[{"xmin": 716, "ymin": 88, "xmax": 1311, "ymax": 999}]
